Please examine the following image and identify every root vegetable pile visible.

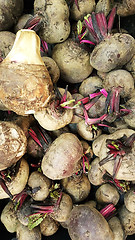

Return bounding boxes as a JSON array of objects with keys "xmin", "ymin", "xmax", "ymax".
[{"xmin": 0, "ymin": 1, "xmax": 135, "ymax": 240}]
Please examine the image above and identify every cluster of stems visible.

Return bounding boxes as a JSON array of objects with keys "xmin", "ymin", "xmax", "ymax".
[{"xmin": 77, "ymin": 7, "xmax": 116, "ymax": 45}]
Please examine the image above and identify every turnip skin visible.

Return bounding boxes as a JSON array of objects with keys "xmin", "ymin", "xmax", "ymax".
[
  {"xmin": 1, "ymin": 201, "xmax": 18, "ymax": 233},
  {"xmin": 42, "ymin": 57, "xmax": 60, "ymax": 84},
  {"xmin": 40, "ymin": 215, "xmax": 59, "ymax": 236},
  {"xmin": 0, "ymin": 121, "xmax": 27, "ymax": 171},
  {"xmin": 34, "ymin": 0, "xmax": 70, "ymax": 44},
  {"xmin": 103, "ymin": 69, "xmax": 134, "ymax": 98},
  {"xmin": 96, "ymin": 0, "xmax": 113, "ymax": 16},
  {"xmin": 119, "ymin": 205, "xmax": 135, "ymax": 236},
  {"xmin": 77, "ymin": 120, "xmax": 102, "ymax": 141},
  {"xmin": 69, "ymin": 0, "xmax": 96, "ymax": 21},
  {"xmin": 68, "ymin": 205, "xmax": 114, "ymax": 240},
  {"xmin": 16, "ymin": 223, "xmax": 41, "ymax": 240},
  {"xmin": 28, "ymin": 171, "xmax": 51, "ymax": 201},
  {"xmin": 41, "ymin": 133, "xmax": 83, "ymax": 180},
  {"xmin": 52, "ymin": 39, "xmax": 93, "ymax": 83},
  {"xmin": 0, "ymin": 0, "xmax": 24, "ymax": 31},
  {"xmin": 88, "ymin": 157, "xmax": 105, "ymax": 186},
  {"xmin": 124, "ymin": 97, "xmax": 135, "ymax": 128},
  {"xmin": 99, "ymin": 129, "xmax": 135, "ymax": 180},
  {"xmin": 0, "ymin": 31, "xmax": 15, "ymax": 59},
  {"xmin": 61, "ymin": 174, "xmax": 91, "ymax": 203},
  {"xmin": 95, "ymin": 183, "xmax": 120, "ymax": 205},
  {"xmin": 125, "ymin": 54, "xmax": 135, "ymax": 80},
  {"xmin": 0, "ymin": 158, "xmax": 29, "ymax": 199},
  {"xmin": 92, "ymin": 134, "xmax": 108, "ymax": 157},
  {"xmin": 90, "ymin": 33, "xmax": 135, "ymax": 72},
  {"xmin": 34, "ymin": 88, "xmax": 73, "ymax": 131},
  {"xmin": 14, "ymin": 14, "xmax": 33, "ymax": 33},
  {"xmin": 50, "ymin": 192, "xmax": 73, "ymax": 222},
  {"xmin": 124, "ymin": 190, "xmax": 135, "ymax": 213},
  {"xmin": 108, "ymin": 216, "xmax": 124, "ymax": 240},
  {"xmin": 79, "ymin": 76, "xmax": 103, "ymax": 97},
  {"xmin": 117, "ymin": 0, "xmax": 135, "ymax": 16},
  {"xmin": 71, "ymin": 93, "xmax": 84, "ymax": 124}
]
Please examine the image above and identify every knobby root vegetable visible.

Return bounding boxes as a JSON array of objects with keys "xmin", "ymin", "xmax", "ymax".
[{"xmin": 0, "ymin": 29, "xmax": 53, "ymax": 116}]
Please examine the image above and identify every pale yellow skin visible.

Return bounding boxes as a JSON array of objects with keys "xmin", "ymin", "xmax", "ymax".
[
  {"xmin": 52, "ymin": 39, "xmax": 93, "ymax": 83},
  {"xmin": 77, "ymin": 120, "xmax": 102, "ymax": 141},
  {"xmin": 34, "ymin": 88, "xmax": 73, "ymax": 131},
  {"xmin": 98, "ymin": 129, "xmax": 135, "ymax": 180},
  {"xmin": 34, "ymin": 0, "xmax": 70, "ymax": 44},
  {"xmin": 40, "ymin": 215, "xmax": 59, "ymax": 236},
  {"xmin": 79, "ymin": 76, "xmax": 103, "ymax": 97},
  {"xmin": 1, "ymin": 201, "xmax": 18, "ymax": 233},
  {"xmin": 103, "ymin": 69, "xmax": 134, "ymax": 98},
  {"xmin": 108, "ymin": 216, "xmax": 124, "ymax": 240},
  {"xmin": 28, "ymin": 171, "xmax": 51, "ymax": 201},
  {"xmin": 124, "ymin": 190, "xmax": 135, "ymax": 213},
  {"xmin": 0, "ymin": 158, "xmax": 29, "ymax": 199},
  {"xmin": 88, "ymin": 157, "xmax": 105, "ymax": 186},
  {"xmin": 95, "ymin": 183, "xmax": 120, "ymax": 205},
  {"xmin": 117, "ymin": 0, "xmax": 135, "ymax": 16},
  {"xmin": 69, "ymin": 0, "xmax": 96, "ymax": 21}
]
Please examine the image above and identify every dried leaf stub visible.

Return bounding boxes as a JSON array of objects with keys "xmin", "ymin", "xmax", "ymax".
[
  {"xmin": 0, "ymin": 121, "xmax": 27, "ymax": 171},
  {"xmin": 0, "ymin": 30, "xmax": 53, "ymax": 116}
]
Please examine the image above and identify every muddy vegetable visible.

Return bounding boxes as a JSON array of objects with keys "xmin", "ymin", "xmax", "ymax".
[
  {"xmin": 0, "ymin": 158, "xmax": 29, "ymax": 199},
  {"xmin": 52, "ymin": 38, "xmax": 93, "ymax": 83},
  {"xmin": 69, "ymin": 0, "xmax": 96, "ymax": 21},
  {"xmin": 28, "ymin": 171, "xmax": 51, "ymax": 201},
  {"xmin": 61, "ymin": 173, "xmax": 91, "ymax": 203},
  {"xmin": 98, "ymin": 129, "xmax": 135, "ymax": 180},
  {"xmin": 124, "ymin": 190, "xmax": 135, "ymax": 213},
  {"xmin": 95, "ymin": 183, "xmax": 120, "ymax": 205},
  {"xmin": 0, "ymin": 121, "xmax": 27, "ymax": 171},
  {"xmin": 103, "ymin": 69, "xmax": 134, "ymax": 98},
  {"xmin": 1, "ymin": 201, "xmax": 18, "ymax": 233},
  {"xmin": 40, "ymin": 215, "xmax": 59, "ymax": 236},
  {"xmin": 34, "ymin": 88, "xmax": 73, "ymax": 131},
  {"xmin": 0, "ymin": 31, "xmax": 15, "ymax": 59},
  {"xmin": 41, "ymin": 133, "xmax": 83, "ymax": 180},
  {"xmin": 119, "ymin": 205, "xmax": 135, "ymax": 236},
  {"xmin": 34, "ymin": 0, "xmax": 70, "ymax": 44},
  {"xmin": 0, "ymin": 29, "xmax": 53, "ymax": 116},
  {"xmin": 117, "ymin": 0, "xmax": 135, "ymax": 16},
  {"xmin": 68, "ymin": 205, "xmax": 114, "ymax": 240},
  {"xmin": 108, "ymin": 216, "xmax": 124, "ymax": 240},
  {"xmin": 0, "ymin": 0, "xmax": 23, "ymax": 31},
  {"xmin": 79, "ymin": 76, "xmax": 103, "ymax": 97},
  {"xmin": 16, "ymin": 222, "xmax": 41, "ymax": 240},
  {"xmin": 88, "ymin": 157, "xmax": 105, "ymax": 186}
]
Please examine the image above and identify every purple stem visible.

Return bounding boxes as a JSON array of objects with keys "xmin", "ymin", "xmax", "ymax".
[
  {"xmin": 80, "ymin": 39, "xmax": 95, "ymax": 45},
  {"xmin": 107, "ymin": 7, "xmax": 116, "ymax": 33},
  {"xmin": 95, "ymin": 13, "xmax": 107, "ymax": 38},
  {"xmin": 101, "ymin": 13, "xmax": 108, "ymax": 35}
]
